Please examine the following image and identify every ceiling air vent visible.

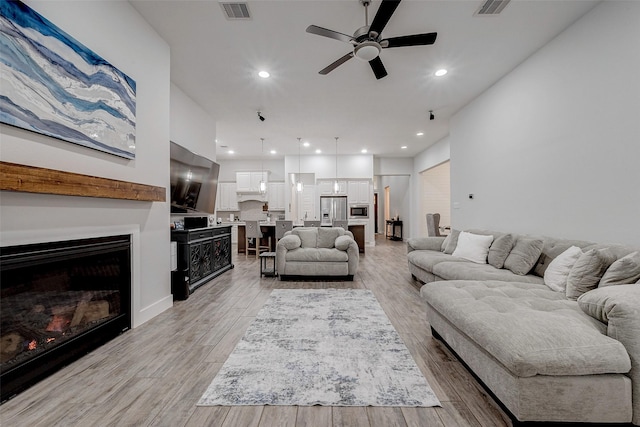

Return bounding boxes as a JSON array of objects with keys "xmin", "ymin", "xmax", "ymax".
[
  {"xmin": 474, "ymin": 0, "xmax": 511, "ymax": 16},
  {"xmin": 220, "ymin": 2, "xmax": 251, "ymax": 20}
]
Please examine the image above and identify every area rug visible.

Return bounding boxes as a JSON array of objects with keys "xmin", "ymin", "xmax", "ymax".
[{"xmin": 198, "ymin": 289, "xmax": 441, "ymax": 407}]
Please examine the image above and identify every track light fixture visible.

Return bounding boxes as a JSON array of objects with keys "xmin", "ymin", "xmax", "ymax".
[
  {"xmin": 257, "ymin": 111, "xmax": 265, "ymax": 122},
  {"xmin": 429, "ymin": 110, "xmax": 435, "ymax": 121}
]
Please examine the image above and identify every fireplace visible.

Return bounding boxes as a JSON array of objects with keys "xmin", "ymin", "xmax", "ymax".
[{"xmin": 1, "ymin": 235, "xmax": 131, "ymax": 402}]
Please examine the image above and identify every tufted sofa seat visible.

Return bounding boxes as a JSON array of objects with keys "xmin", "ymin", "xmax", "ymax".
[{"xmin": 411, "ymin": 229, "xmax": 640, "ymax": 425}]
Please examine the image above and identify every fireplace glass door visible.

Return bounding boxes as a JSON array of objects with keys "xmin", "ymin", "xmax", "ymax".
[{"xmin": 1, "ymin": 235, "xmax": 131, "ymax": 401}]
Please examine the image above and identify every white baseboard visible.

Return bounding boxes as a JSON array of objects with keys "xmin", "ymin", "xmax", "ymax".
[{"xmin": 134, "ymin": 294, "xmax": 173, "ymax": 328}]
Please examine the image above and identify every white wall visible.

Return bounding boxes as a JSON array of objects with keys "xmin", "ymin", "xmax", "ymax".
[
  {"xmin": 170, "ymin": 83, "xmax": 216, "ymax": 161},
  {"xmin": 410, "ymin": 136, "xmax": 451, "ymax": 237},
  {"xmin": 218, "ymin": 159, "xmax": 286, "ymax": 182},
  {"xmin": 0, "ymin": 1, "xmax": 172, "ymax": 327},
  {"xmin": 450, "ymin": 2, "xmax": 640, "ymax": 246}
]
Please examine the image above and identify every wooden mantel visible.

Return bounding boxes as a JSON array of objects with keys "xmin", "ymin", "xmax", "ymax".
[{"xmin": 0, "ymin": 161, "xmax": 166, "ymax": 202}]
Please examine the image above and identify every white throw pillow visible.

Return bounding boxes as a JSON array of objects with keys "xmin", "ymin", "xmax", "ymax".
[
  {"xmin": 452, "ymin": 232, "xmax": 494, "ymax": 264},
  {"xmin": 544, "ymin": 246, "xmax": 583, "ymax": 292}
]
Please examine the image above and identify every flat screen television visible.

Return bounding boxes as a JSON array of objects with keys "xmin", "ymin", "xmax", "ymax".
[{"xmin": 170, "ymin": 141, "xmax": 219, "ymax": 215}]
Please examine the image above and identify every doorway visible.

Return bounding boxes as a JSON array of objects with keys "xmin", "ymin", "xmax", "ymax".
[{"xmin": 420, "ymin": 161, "xmax": 451, "ymax": 237}]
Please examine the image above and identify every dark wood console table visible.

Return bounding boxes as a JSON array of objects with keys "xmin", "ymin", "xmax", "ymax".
[
  {"xmin": 171, "ymin": 226, "xmax": 233, "ymax": 299},
  {"xmin": 385, "ymin": 220, "xmax": 403, "ymax": 241}
]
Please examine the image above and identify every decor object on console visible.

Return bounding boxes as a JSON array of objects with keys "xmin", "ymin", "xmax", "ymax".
[
  {"xmin": 407, "ymin": 228, "xmax": 640, "ymax": 425},
  {"xmin": 276, "ymin": 227, "xmax": 359, "ymax": 280},
  {"xmin": 198, "ymin": 289, "xmax": 440, "ymax": 407},
  {"xmin": 0, "ymin": 0, "xmax": 137, "ymax": 159}
]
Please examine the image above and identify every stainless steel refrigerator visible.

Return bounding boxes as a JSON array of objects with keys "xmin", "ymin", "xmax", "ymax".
[{"xmin": 320, "ymin": 196, "xmax": 348, "ymax": 226}]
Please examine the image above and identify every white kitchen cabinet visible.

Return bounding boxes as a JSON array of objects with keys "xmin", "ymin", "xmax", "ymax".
[
  {"xmin": 216, "ymin": 182, "xmax": 239, "ymax": 211},
  {"xmin": 267, "ymin": 182, "xmax": 285, "ymax": 211},
  {"xmin": 318, "ymin": 180, "xmax": 347, "ymax": 195},
  {"xmin": 236, "ymin": 171, "xmax": 268, "ymax": 193},
  {"xmin": 348, "ymin": 180, "xmax": 370, "ymax": 204}
]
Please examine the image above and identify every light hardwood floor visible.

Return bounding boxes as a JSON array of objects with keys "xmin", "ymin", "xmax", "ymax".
[{"xmin": 1, "ymin": 236, "xmax": 512, "ymax": 427}]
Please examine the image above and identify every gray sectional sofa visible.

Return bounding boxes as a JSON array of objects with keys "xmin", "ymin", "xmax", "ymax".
[
  {"xmin": 276, "ymin": 227, "xmax": 359, "ymax": 280},
  {"xmin": 407, "ymin": 229, "xmax": 640, "ymax": 425}
]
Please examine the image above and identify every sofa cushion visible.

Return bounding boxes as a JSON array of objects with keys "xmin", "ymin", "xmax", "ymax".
[
  {"xmin": 294, "ymin": 228, "xmax": 317, "ymax": 248},
  {"xmin": 452, "ymin": 232, "xmax": 494, "ymax": 264},
  {"xmin": 285, "ymin": 247, "xmax": 349, "ymax": 263},
  {"xmin": 432, "ymin": 262, "xmax": 544, "ymax": 285},
  {"xmin": 504, "ymin": 237, "xmax": 544, "ymax": 275},
  {"xmin": 532, "ymin": 237, "xmax": 595, "ymax": 277},
  {"xmin": 600, "ymin": 251, "xmax": 640, "ymax": 287},
  {"xmin": 543, "ymin": 246, "xmax": 583, "ymax": 292},
  {"xmin": 407, "ymin": 250, "xmax": 467, "ymax": 273},
  {"xmin": 421, "ymin": 280, "xmax": 631, "ymax": 378},
  {"xmin": 317, "ymin": 227, "xmax": 341, "ymax": 249},
  {"xmin": 488, "ymin": 233, "xmax": 515, "ymax": 269},
  {"xmin": 443, "ymin": 229, "xmax": 461, "ymax": 254},
  {"xmin": 566, "ymin": 248, "xmax": 616, "ymax": 300}
]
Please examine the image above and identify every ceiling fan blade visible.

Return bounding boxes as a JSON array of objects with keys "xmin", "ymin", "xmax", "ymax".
[
  {"xmin": 369, "ymin": 56, "xmax": 388, "ymax": 80},
  {"xmin": 369, "ymin": 0, "xmax": 401, "ymax": 36},
  {"xmin": 319, "ymin": 52, "xmax": 354, "ymax": 75},
  {"xmin": 306, "ymin": 25, "xmax": 353, "ymax": 43},
  {"xmin": 382, "ymin": 32, "xmax": 438, "ymax": 48}
]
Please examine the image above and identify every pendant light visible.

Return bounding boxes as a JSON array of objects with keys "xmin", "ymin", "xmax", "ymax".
[
  {"xmin": 333, "ymin": 137, "xmax": 340, "ymax": 193},
  {"xmin": 296, "ymin": 137, "xmax": 304, "ymax": 192},
  {"xmin": 259, "ymin": 138, "xmax": 267, "ymax": 194}
]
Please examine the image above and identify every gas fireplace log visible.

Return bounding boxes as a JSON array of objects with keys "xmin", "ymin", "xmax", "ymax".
[{"xmin": 70, "ymin": 301, "xmax": 110, "ymax": 327}]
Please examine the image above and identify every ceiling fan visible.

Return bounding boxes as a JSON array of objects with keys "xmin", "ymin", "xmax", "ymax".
[{"xmin": 306, "ymin": 0, "xmax": 437, "ymax": 80}]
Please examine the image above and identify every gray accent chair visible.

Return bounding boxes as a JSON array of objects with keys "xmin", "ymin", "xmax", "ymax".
[
  {"xmin": 277, "ymin": 227, "xmax": 359, "ymax": 281},
  {"xmin": 426, "ymin": 213, "xmax": 441, "ymax": 237}
]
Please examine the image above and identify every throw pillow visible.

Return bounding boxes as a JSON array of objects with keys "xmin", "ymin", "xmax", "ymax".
[
  {"xmin": 295, "ymin": 228, "xmax": 317, "ymax": 248},
  {"xmin": 443, "ymin": 229, "xmax": 461, "ymax": 255},
  {"xmin": 452, "ymin": 232, "xmax": 494, "ymax": 264},
  {"xmin": 335, "ymin": 235, "xmax": 351, "ymax": 251},
  {"xmin": 317, "ymin": 227, "xmax": 340, "ymax": 249},
  {"xmin": 577, "ymin": 284, "xmax": 640, "ymax": 324},
  {"xmin": 281, "ymin": 235, "xmax": 301, "ymax": 250},
  {"xmin": 543, "ymin": 246, "xmax": 583, "ymax": 292},
  {"xmin": 487, "ymin": 234, "xmax": 515, "ymax": 269},
  {"xmin": 599, "ymin": 251, "xmax": 640, "ymax": 287},
  {"xmin": 566, "ymin": 248, "xmax": 616, "ymax": 300},
  {"xmin": 503, "ymin": 237, "xmax": 544, "ymax": 276}
]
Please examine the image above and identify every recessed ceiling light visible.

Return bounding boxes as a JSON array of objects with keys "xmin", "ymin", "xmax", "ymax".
[
  {"xmin": 416, "ymin": 132, "xmax": 424, "ymax": 136},
  {"xmin": 258, "ymin": 70, "xmax": 270, "ymax": 78},
  {"xmin": 303, "ymin": 142, "xmax": 310, "ymax": 147},
  {"xmin": 315, "ymin": 149, "xmax": 322, "ymax": 154},
  {"xmin": 434, "ymin": 69, "xmax": 448, "ymax": 77},
  {"xmin": 228, "ymin": 150, "xmax": 234, "ymax": 154},
  {"xmin": 361, "ymin": 149, "xmax": 367, "ymax": 153},
  {"xmin": 401, "ymin": 146, "xmax": 407, "ymax": 149},
  {"xmin": 270, "ymin": 150, "xmax": 276, "ymax": 154}
]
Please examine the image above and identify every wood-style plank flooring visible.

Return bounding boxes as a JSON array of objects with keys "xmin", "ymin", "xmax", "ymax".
[{"xmin": 0, "ymin": 236, "xmax": 512, "ymax": 426}]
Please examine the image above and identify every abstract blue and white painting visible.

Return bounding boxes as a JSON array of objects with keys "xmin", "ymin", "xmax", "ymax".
[{"xmin": 0, "ymin": 0, "xmax": 136, "ymax": 159}]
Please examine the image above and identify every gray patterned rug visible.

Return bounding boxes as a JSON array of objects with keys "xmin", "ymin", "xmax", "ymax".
[{"xmin": 198, "ymin": 289, "xmax": 441, "ymax": 407}]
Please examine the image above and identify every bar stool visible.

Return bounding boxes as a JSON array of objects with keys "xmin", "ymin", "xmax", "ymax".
[
  {"xmin": 303, "ymin": 220, "xmax": 320, "ymax": 227},
  {"xmin": 332, "ymin": 220, "xmax": 348, "ymax": 230},
  {"xmin": 275, "ymin": 220, "xmax": 293, "ymax": 243},
  {"xmin": 245, "ymin": 220, "xmax": 270, "ymax": 257}
]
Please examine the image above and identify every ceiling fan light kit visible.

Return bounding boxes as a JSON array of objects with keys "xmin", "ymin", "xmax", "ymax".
[{"xmin": 306, "ymin": 0, "xmax": 437, "ymax": 80}]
